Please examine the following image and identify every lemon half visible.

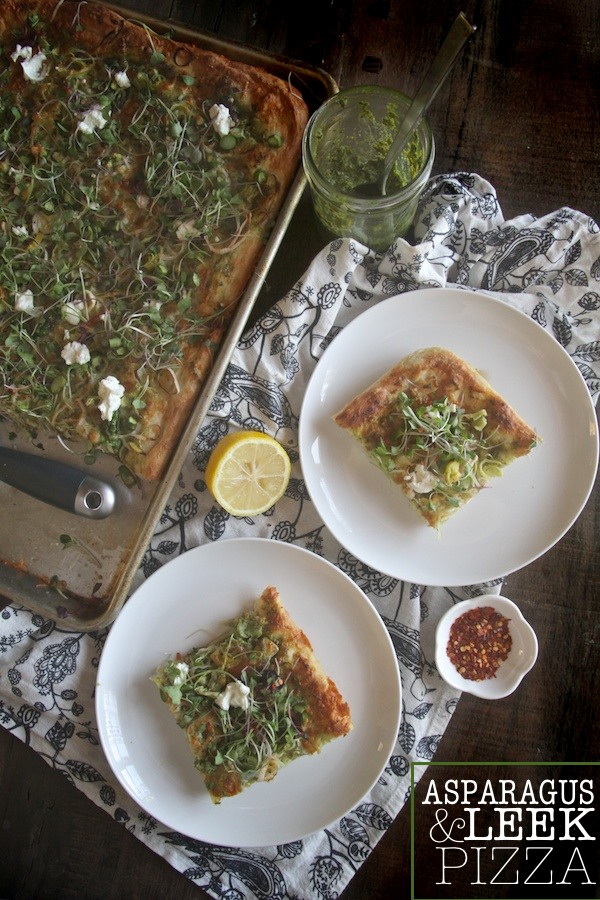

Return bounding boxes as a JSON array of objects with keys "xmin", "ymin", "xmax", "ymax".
[{"xmin": 205, "ymin": 430, "xmax": 291, "ymax": 517}]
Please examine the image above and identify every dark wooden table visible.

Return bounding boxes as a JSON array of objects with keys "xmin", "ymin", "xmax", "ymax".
[{"xmin": 1, "ymin": 0, "xmax": 599, "ymax": 898}]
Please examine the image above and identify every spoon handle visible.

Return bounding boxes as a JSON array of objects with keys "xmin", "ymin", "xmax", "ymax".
[{"xmin": 382, "ymin": 12, "xmax": 475, "ymax": 194}]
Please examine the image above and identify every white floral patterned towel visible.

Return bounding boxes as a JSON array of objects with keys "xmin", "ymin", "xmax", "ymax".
[{"xmin": 1, "ymin": 173, "xmax": 599, "ymax": 900}]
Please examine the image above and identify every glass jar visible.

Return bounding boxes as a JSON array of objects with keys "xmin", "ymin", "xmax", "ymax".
[{"xmin": 302, "ymin": 85, "xmax": 435, "ymax": 251}]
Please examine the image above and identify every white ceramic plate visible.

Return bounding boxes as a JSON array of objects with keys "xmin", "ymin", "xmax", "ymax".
[
  {"xmin": 95, "ymin": 538, "xmax": 401, "ymax": 847},
  {"xmin": 434, "ymin": 595, "xmax": 538, "ymax": 699},
  {"xmin": 299, "ymin": 288, "xmax": 599, "ymax": 586}
]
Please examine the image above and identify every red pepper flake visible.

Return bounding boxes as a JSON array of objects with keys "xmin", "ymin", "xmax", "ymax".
[{"xmin": 446, "ymin": 605, "xmax": 512, "ymax": 681}]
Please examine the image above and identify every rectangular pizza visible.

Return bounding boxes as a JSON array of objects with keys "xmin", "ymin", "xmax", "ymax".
[
  {"xmin": 152, "ymin": 585, "xmax": 352, "ymax": 803},
  {"xmin": 0, "ymin": 0, "xmax": 308, "ymax": 481},
  {"xmin": 334, "ymin": 346, "xmax": 540, "ymax": 529}
]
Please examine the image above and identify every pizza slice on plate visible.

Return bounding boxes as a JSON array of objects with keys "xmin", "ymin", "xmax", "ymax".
[
  {"xmin": 152, "ymin": 586, "xmax": 352, "ymax": 803},
  {"xmin": 334, "ymin": 346, "xmax": 540, "ymax": 529}
]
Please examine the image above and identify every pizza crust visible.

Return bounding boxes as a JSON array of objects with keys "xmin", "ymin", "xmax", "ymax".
[{"xmin": 255, "ymin": 586, "xmax": 353, "ymax": 750}]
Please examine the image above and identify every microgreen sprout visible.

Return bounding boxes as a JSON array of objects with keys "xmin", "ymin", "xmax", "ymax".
[
  {"xmin": 59, "ymin": 532, "xmax": 102, "ymax": 566},
  {"xmin": 153, "ymin": 611, "xmax": 309, "ymax": 788},
  {"xmin": 371, "ymin": 391, "xmax": 504, "ymax": 514}
]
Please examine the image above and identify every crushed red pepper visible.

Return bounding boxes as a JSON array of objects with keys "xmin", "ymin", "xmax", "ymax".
[{"xmin": 446, "ymin": 606, "xmax": 512, "ymax": 681}]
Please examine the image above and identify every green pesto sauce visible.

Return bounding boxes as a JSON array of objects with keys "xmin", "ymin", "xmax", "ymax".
[{"xmin": 314, "ymin": 101, "xmax": 424, "ymax": 197}]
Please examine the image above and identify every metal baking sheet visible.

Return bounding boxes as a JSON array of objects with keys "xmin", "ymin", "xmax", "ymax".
[{"xmin": 0, "ymin": 4, "xmax": 337, "ymax": 630}]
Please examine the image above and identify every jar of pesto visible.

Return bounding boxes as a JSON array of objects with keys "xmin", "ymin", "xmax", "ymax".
[{"xmin": 302, "ymin": 85, "xmax": 435, "ymax": 251}]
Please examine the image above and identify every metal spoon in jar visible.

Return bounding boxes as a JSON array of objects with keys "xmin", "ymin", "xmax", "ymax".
[{"xmin": 356, "ymin": 12, "xmax": 476, "ymax": 198}]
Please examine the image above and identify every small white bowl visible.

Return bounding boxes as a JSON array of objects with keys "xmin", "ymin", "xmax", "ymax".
[{"xmin": 435, "ymin": 595, "xmax": 538, "ymax": 699}]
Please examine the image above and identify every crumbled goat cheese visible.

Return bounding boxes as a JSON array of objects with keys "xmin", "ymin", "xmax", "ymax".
[
  {"xmin": 62, "ymin": 291, "xmax": 96, "ymax": 324},
  {"xmin": 209, "ymin": 103, "xmax": 234, "ymax": 136},
  {"xmin": 98, "ymin": 375, "xmax": 125, "ymax": 422},
  {"xmin": 15, "ymin": 289, "xmax": 37, "ymax": 314},
  {"xmin": 171, "ymin": 662, "xmax": 189, "ymax": 685},
  {"xmin": 62, "ymin": 300, "xmax": 85, "ymax": 325},
  {"xmin": 61, "ymin": 341, "xmax": 91, "ymax": 366},
  {"xmin": 215, "ymin": 680, "xmax": 251, "ymax": 712},
  {"xmin": 11, "ymin": 45, "xmax": 48, "ymax": 82},
  {"xmin": 10, "ymin": 44, "xmax": 28, "ymax": 62},
  {"xmin": 113, "ymin": 70, "xmax": 131, "ymax": 88},
  {"xmin": 404, "ymin": 463, "xmax": 440, "ymax": 498},
  {"xmin": 12, "ymin": 225, "xmax": 29, "ymax": 238},
  {"xmin": 78, "ymin": 105, "xmax": 108, "ymax": 134}
]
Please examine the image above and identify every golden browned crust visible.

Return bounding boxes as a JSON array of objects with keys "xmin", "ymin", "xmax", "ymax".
[
  {"xmin": 335, "ymin": 347, "xmax": 536, "ymax": 448},
  {"xmin": 334, "ymin": 347, "xmax": 540, "ymax": 527},
  {"xmin": 256, "ymin": 586, "xmax": 353, "ymax": 745},
  {"xmin": 134, "ymin": 326, "xmax": 223, "ymax": 481},
  {"xmin": 0, "ymin": 0, "xmax": 309, "ymax": 480}
]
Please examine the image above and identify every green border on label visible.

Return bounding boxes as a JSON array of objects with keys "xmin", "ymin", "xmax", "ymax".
[{"xmin": 410, "ymin": 760, "xmax": 599, "ymax": 900}]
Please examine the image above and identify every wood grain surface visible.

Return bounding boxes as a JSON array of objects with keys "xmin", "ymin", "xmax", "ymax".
[{"xmin": 1, "ymin": 0, "xmax": 599, "ymax": 898}]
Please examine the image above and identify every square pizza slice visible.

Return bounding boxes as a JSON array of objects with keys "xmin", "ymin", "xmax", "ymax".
[
  {"xmin": 333, "ymin": 346, "xmax": 540, "ymax": 529},
  {"xmin": 152, "ymin": 586, "xmax": 352, "ymax": 803}
]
